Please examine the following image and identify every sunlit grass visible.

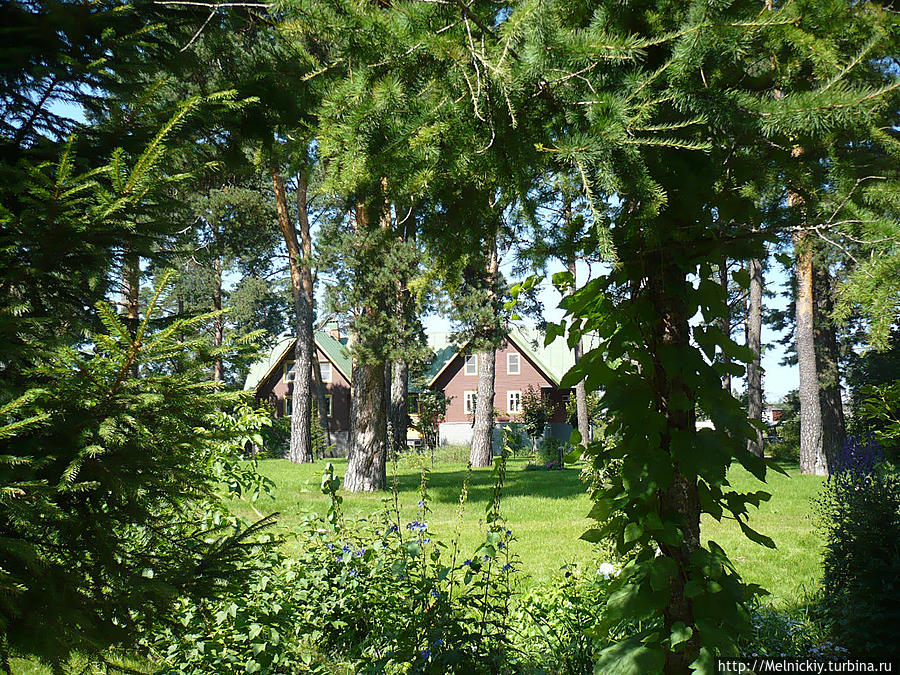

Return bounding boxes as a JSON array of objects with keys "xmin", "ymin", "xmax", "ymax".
[{"xmin": 232, "ymin": 450, "xmax": 826, "ymax": 600}]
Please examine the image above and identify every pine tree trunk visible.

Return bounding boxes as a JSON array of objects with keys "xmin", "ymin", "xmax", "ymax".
[
  {"xmin": 344, "ymin": 196, "xmax": 391, "ymax": 490},
  {"xmin": 746, "ymin": 256, "xmax": 764, "ymax": 457},
  {"xmin": 814, "ymin": 265, "xmax": 846, "ymax": 472},
  {"xmin": 212, "ymin": 252, "xmax": 224, "ymax": 384},
  {"xmin": 470, "ymin": 348, "xmax": 497, "ymax": 467},
  {"xmin": 718, "ymin": 259, "xmax": 732, "ymax": 393},
  {"xmin": 469, "ymin": 239, "xmax": 499, "ymax": 468},
  {"xmin": 273, "ymin": 169, "xmax": 313, "ymax": 464},
  {"xmin": 345, "ymin": 357, "xmax": 387, "ymax": 491},
  {"xmin": 795, "ymin": 231, "xmax": 825, "ymax": 475},
  {"xmin": 647, "ymin": 253, "xmax": 701, "ymax": 674},
  {"xmin": 123, "ymin": 246, "xmax": 140, "ymax": 378},
  {"xmin": 391, "ymin": 361, "xmax": 409, "ymax": 454},
  {"xmin": 567, "ymin": 257, "xmax": 591, "ymax": 445}
]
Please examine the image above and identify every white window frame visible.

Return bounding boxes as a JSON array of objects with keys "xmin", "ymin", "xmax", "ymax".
[
  {"xmin": 507, "ymin": 390, "xmax": 522, "ymax": 415},
  {"xmin": 284, "ymin": 360, "xmax": 297, "ymax": 382},
  {"xmin": 318, "ymin": 361, "xmax": 332, "ymax": 383},
  {"xmin": 324, "ymin": 394, "xmax": 333, "ymax": 417},
  {"xmin": 284, "ymin": 396, "xmax": 292, "ymax": 417},
  {"xmin": 464, "ymin": 354, "xmax": 478, "ymax": 376},
  {"xmin": 507, "ymin": 352, "xmax": 520, "ymax": 375},
  {"xmin": 464, "ymin": 391, "xmax": 477, "ymax": 415}
]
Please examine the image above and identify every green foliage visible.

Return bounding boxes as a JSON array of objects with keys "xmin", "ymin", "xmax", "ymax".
[
  {"xmin": 767, "ymin": 391, "xmax": 800, "ymax": 462},
  {"xmin": 152, "ymin": 441, "xmax": 524, "ymax": 673},
  {"xmin": 815, "ymin": 463, "xmax": 900, "ymax": 658},
  {"xmin": 413, "ymin": 390, "xmax": 449, "ymax": 452},
  {"xmin": 520, "ymin": 386, "xmax": 550, "ymax": 451},
  {"xmin": 0, "ymin": 281, "xmax": 275, "ymax": 670}
]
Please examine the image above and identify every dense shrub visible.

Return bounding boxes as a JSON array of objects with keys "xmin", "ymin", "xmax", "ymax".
[
  {"xmin": 151, "ymin": 437, "xmax": 528, "ymax": 673},
  {"xmin": 815, "ymin": 437, "xmax": 900, "ymax": 658},
  {"xmin": 738, "ymin": 600, "xmax": 845, "ymax": 659}
]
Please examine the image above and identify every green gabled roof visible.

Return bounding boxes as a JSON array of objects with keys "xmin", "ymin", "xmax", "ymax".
[
  {"xmin": 243, "ymin": 331, "xmax": 353, "ymax": 393},
  {"xmin": 420, "ymin": 324, "xmax": 599, "ymax": 389},
  {"xmin": 315, "ymin": 331, "xmax": 352, "ymax": 382},
  {"xmin": 244, "ymin": 324, "xmax": 598, "ymax": 394}
]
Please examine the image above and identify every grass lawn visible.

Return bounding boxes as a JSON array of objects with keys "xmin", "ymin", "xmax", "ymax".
[{"xmin": 232, "ymin": 450, "xmax": 827, "ymax": 602}]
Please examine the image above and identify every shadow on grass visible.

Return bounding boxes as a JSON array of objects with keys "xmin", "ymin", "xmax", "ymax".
[{"xmin": 379, "ymin": 464, "xmax": 588, "ymax": 505}]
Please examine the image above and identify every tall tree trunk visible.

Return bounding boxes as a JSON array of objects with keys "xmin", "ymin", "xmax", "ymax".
[
  {"xmin": 344, "ymin": 196, "xmax": 391, "ymax": 491},
  {"xmin": 567, "ymin": 256, "xmax": 591, "ymax": 445},
  {"xmin": 469, "ymin": 238, "xmax": 499, "ymax": 468},
  {"xmin": 345, "ymin": 357, "xmax": 387, "ymax": 491},
  {"xmin": 123, "ymin": 246, "xmax": 140, "ymax": 377},
  {"xmin": 814, "ymin": 265, "xmax": 846, "ymax": 472},
  {"xmin": 391, "ymin": 361, "xmax": 409, "ymax": 454},
  {"xmin": 647, "ymin": 253, "xmax": 701, "ymax": 674},
  {"xmin": 746, "ymin": 255, "xmax": 764, "ymax": 457},
  {"xmin": 470, "ymin": 348, "xmax": 497, "ymax": 467},
  {"xmin": 718, "ymin": 258, "xmax": 732, "ymax": 393},
  {"xmin": 795, "ymin": 230, "xmax": 826, "ymax": 475},
  {"xmin": 273, "ymin": 169, "xmax": 313, "ymax": 464},
  {"xmin": 212, "ymin": 252, "xmax": 224, "ymax": 384}
]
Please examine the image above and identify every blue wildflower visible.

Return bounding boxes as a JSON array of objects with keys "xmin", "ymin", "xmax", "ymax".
[
  {"xmin": 497, "ymin": 542, "xmax": 504, "ymax": 550},
  {"xmin": 406, "ymin": 521, "xmax": 419, "ymax": 530},
  {"xmin": 433, "ymin": 638, "xmax": 443, "ymax": 647},
  {"xmin": 502, "ymin": 563, "xmax": 512, "ymax": 572},
  {"xmin": 420, "ymin": 648, "xmax": 431, "ymax": 660},
  {"xmin": 388, "ymin": 524, "xmax": 398, "ymax": 534},
  {"xmin": 430, "ymin": 588, "xmax": 441, "ymax": 598},
  {"xmin": 422, "ymin": 537, "xmax": 431, "ymax": 544},
  {"xmin": 355, "ymin": 548, "xmax": 365, "ymax": 557},
  {"xmin": 417, "ymin": 499, "xmax": 425, "ymax": 508},
  {"xmin": 483, "ymin": 554, "xmax": 490, "ymax": 561},
  {"xmin": 463, "ymin": 559, "xmax": 472, "ymax": 566},
  {"xmin": 342, "ymin": 544, "xmax": 352, "ymax": 553},
  {"xmin": 349, "ymin": 569, "xmax": 359, "ymax": 578},
  {"xmin": 326, "ymin": 543, "xmax": 334, "ymax": 550},
  {"xmin": 505, "ymin": 529, "xmax": 512, "ymax": 536}
]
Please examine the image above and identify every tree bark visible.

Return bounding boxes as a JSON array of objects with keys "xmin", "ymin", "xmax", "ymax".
[
  {"xmin": 814, "ymin": 264, "xmax": 846, "ymax": 472},
  {"xmin": 391, "ymin": 360, "xmax": 409, "ymax": 454},
  {"xmin": 273, "ymin": 169, "xmax": 313, "ymax": 464},
  {"xmin": 567, "ymin": 256, "xmax": 591, "ymax": 445},
  {"xmin": 746, "ymin": 256, "xmax": 764, "ymax": 457},
  {"xmin": 470, "ymin": 348, "xmax": 497, "ymax": 467},
  {"xmin": 647, "ymin": 253, "xmax": 701, "ymax": 674},
  {"xmin": 212, "ymin": 251, "xmax": 224, "ymax": 384},
  {"xmin": 344, "ymin": 196, "xmax": 391, "ymax": 490},
  {"xmin": 123, "ymin": 246, "xmax": 140, "ymax": 377},
  {"xmin": 345, "ymin": 358, "xmax": 388, "ymax": 491},
  {"xmin": 795, "ymin": 230, "xmax": 826, "ymax": 475},
  {"xmin": 718, "ymin": 258, "xmax": 732, "ymax": 394},
  {"xmin": 469, "ymin": 238, "xmax": 499, "ymax": 468}
]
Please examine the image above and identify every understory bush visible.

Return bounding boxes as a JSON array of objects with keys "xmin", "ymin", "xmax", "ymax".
[
  {"xmin": 151, "ymin": 435, "xmax": 531, "ymax": 673},
  {"xmin": 814, "ymin": 436, "xmax": 900, "ymax": 658},
  {"xmin": 738, "ymin": 599, "xmax": 845, "ymax": 659}
]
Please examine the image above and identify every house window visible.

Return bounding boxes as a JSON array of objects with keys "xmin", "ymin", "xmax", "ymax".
[
  {"xmin": 464, "ymin": 354, "xmax": 478, "ymax": 376},
  {"xmin": 507, "ymin": 352, "xmax": 520, "ymax": 375},
  {"xmin": 284, "ymin": 360, "xmax": 297, "ymax": 382},
  {"xmin": 318, "ymin": 361, "xmax": 332, "ymax": 383},
  {"xmin": 507, "ymin": 390, "xmax": 522, "ymax": 415},
  {"xmin": 464, "ymin": 391, "xmax": 477, "ymax": 415},
  {"xmin": 408, "ymin": 393, "xmax": 420, "ymax": 415}
]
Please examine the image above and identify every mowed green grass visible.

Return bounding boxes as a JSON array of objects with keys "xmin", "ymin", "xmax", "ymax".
[{"xmin": 233, "ymin": 452, "xmax": 827, "ymax": 601}]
